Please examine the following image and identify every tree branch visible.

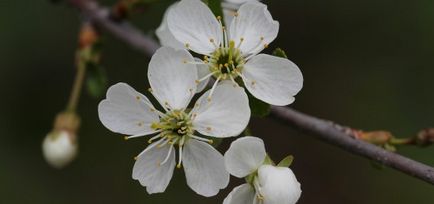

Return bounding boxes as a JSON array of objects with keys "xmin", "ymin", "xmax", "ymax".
[
  {"xmin": 69, "ymin": 0, "xmax": 434, "ymax": 185},
  {"xmin": 70, "ymin": 0, "xmax": 159, "ymax": 56},
  {"xmin": 270, "ymin": 106, "xmax": 434, "ymax": 185}
]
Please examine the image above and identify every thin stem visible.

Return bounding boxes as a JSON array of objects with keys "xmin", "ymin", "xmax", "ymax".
[{"xmin": 66, "ymin": 56, "xmax": 86, "ymax": 112}]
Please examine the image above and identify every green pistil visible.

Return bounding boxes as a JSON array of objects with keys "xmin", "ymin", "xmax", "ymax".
[{"xmin": 208, "ymin": 41, "xmax": 245, "ymax": 80}]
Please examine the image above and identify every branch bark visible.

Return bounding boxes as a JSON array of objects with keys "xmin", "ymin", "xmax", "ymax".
[{"xmin": 69, "ymin": 0, "xmax": 434, "ymax": 185}]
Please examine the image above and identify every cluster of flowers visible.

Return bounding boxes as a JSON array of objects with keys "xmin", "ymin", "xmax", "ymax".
[{"xmin": 98, "ymin": 0, "xmax": 303, "ymax": 203}]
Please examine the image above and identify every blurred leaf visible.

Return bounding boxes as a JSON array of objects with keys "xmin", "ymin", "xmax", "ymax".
[
  {"xmin": 242, "ymin": 127, "xmax": 252, "ymax": 136},
  {"xmin": 86, "ymin": 64, "xmax": 107, "ymax": 98},
  {"xmin": 277, "ymin": 155, "xmax": 294, "ymax": 167},
  {"xmin": 383, "ymin": 143, "xmax": 396, "ymax": 152},
  {"xmin": 248, "ymin": 93, "xmax": 271, "ymax": 117},
  {"xmin": 272, "ymin": 48, "xmax": 288, "ymax": 59}
]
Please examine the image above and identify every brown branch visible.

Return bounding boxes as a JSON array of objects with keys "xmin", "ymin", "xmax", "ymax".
[
  {"xmin": 68, "ymin": 0, "xmax": 434, "ymax": 185},
  {"xmin": 70, "ymin": 0, "xmax": 159, "ymax": 56},
  {"xmin": 270, "ymin": 106, "xmax": 434, "ymax": 185}
]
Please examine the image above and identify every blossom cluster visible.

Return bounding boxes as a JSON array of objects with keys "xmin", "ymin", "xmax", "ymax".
[{"xmin": 98, "ymin": 0, "xmax": 303, "ymax": 203}]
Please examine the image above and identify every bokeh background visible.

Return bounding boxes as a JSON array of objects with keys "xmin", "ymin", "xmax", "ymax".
[{"xmin": 1, "ymin": 0, "xmax": 434, "ymax": 203}]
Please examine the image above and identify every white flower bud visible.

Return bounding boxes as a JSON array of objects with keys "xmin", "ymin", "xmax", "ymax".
[
  {"xmin": 257, "ymin": 165, "xmax": 302, "ymax": 204},
  {"xmin": 42, "ymin": 130, "xmax": 78, "ymax": 169}
]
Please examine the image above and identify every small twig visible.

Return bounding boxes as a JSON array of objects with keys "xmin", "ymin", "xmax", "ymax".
[
  {"xmin": 270, "ymin": 106, "xmax": 434, "ymax": 185},
  {"xmin": 70, "ymin": 0, "xmax": 159, "ymax": 56},
  {"xmin": 67, "ymin": 0, "xmax": 434, "ymax": 185}
]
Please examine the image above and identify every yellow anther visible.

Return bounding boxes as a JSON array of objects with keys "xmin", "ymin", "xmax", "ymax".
[
  {"xmin": 264, "ymin": 43, "xmax": 269, "ymax": 48},
  {"xmin": 150, "ymin": 108, "xmax": 155, "ymax": 112},
  {"xmin": 260, "ymin": 36, "xmax": 264, "ymax": 41},
  {"xmin": 251, "ymin": 81, "xmax": 256, "ymax": 86},
  {"xmin": 148, "ymin": 88, "xmax": 153, "ymax": 92},
  {"xmin": 183, "ymin": 60, "xmax": 188, "ymax": 64},
  {"xmin": 217, "ymin": 16, "xmax": 222, "ymax": 20},
  {"xmin": 240, "ymin": 37, "xmax": 244, "ymax": 42},
  {"xmin": 177, "ymin": 164, "xmax": 182, "ymax": 169},
  {"xmin": 185, "ymin": 43, "xmax": 190, "ymax": 48},
  {"xmin": 195, "ymin": 80, "xmax": 200, "ymax": 84},
  {"xmin": 206, "ymin": 127, "xmax": 212, "ymax": 131},
  {"xmin": 210, "ymin": 38, "xmax": 215, "ymax": 43},
  {"xmin": 234, "ymin": 12, "xmax": 239, "ymax": 17},
  {"xmin": 207, "ymin": 97, "xmax": 212, "ymax": 102},
  {"xmin": 124, "ymin": 136, "xmax": 129, "ymax": 140},
  {"xmin": 134, "ymin": 156, "xmax": 138, "ymax": 160},
  {"xmin": 136, "ymin": 96, "xmax": 140, "ymax": 100},
  {"xmin": 208, "ymin": 140, "xmax": 214, "ymax": 144}
]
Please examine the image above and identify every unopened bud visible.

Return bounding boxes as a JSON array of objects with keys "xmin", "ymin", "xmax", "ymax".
[
  {"xmin": 416, "ymin": 128, "xmax": 434, "ymax": 147},
  {"xmin": 78, "ymin": 22, "xmax": 99, "ymax": 49},
  {"xmin": 42, "ymin": 130, "xmax": 78, "ymax": 169},
  {"xmin": 356, "ymin": 131, "xmax": 392, "ymax": 145},
  {"xmin": 42, "ymin": 112, "xmax": 80, "ymax": 168}
]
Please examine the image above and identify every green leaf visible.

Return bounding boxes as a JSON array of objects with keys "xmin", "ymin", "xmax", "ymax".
[
  {"xmin": 263, "ymin": 154, "xmax": 275, "ymax": 166},
  {"xmin": 86, "ymin": 64, "xmax": 107, "ymax": 98},
  {"xmin": 277, "ymin": 155, "xmax": 294, "ymax": 167},
  {"xmin": 272, "ymin": 48, "xmax": 288, "ymax": 59},
  {"xmin": 204, "ymin": 0, "xmax": 224, "ymax": 25},
  {"xmin": 248, "ymin": 93, "xmax": 271, "ymax": 117}
]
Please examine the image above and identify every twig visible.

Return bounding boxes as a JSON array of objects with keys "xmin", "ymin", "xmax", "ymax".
[
  {"xmin": 68, "ymin": 0, "xmax": 434, "ymax": 185},
  {"xmin": 270, "ymin": 106, "xmax": 434, "ymax": 185},
  {"xmin": 70, "ymin": 0, "xmax": 159, "ymax": 56}
]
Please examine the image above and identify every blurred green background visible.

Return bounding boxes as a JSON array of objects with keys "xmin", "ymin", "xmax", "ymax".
[{"xmin": 1, "ymin": 0, "xmax": 434, "ymax": 203}]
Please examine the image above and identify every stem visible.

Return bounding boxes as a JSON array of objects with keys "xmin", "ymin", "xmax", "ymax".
[{"xmin": 66, "ymin": 56, "xmax": 86, "ymax": 112}]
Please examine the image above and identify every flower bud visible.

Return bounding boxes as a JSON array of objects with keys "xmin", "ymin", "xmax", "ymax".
[
  {"xmin": 416, "ymin": 128, "xmax": 434, "ymax": 147},
  {"xmin": 42, "ymin": 130, "xmax": 78, "ymax": 169},
  {"xmin": 42, "ymin": 112, "xmax": 80, "ymax": 168},
  {"xmin": 257, "ymin": 165, "xmax": 302, "ymax": 204}
]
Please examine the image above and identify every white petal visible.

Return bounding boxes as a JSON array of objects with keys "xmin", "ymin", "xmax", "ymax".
[
  {"xmin": 229, "ymin": 2, "xmax": 279, "ymax": 56},
  {"xmin": 223, "ymin": 8, "xmax": 236, "ymax": 28},
  {"xmin": 132, "ymin": 144, "xmax": 176, "ymax": 194},
  {"xmin": 242, "ymin": 54, "xmax": 303, "ymax": 106},
  {"xmin": 191, "ymin": 82, "xmax": 250, "ymax": 138},
  {"xmin": 156, "ymin": 3, "xmax": 185, "ymax": 50},
  {"xmin": 167, "ymin": 0, "xmax": 222, "ymax": 55},
  {"xmin": 223, "ymin": 184, "xmax": 255, "ymax": 204},
  {"xmin": 195, "ymin": 58, "xmax": 211, "ymax": 93},
  {"xmin": 224, "ymin": 136, "xmax": 266, "ymax": 178},
  {"xmin": 183, "ymin": 139, "xmax": 229, "ymax": 197},
  {"xmin": 258, "ymin": 165, "xmax": 302, "ymax": 204},
  {"xmin": 98, "ymin": 83, "xmax": 159, "ymax": 136},
  {"xmin": 148, "ymin": 47, "xmax": 197, "ymax": 110}
]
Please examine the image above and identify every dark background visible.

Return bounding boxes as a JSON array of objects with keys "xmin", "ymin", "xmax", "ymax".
[{"xmin": 1, "ymin": 0, "xmax": 433, "ymax": 203}]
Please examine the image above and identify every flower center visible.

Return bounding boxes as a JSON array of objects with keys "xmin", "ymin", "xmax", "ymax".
[
  {"xmin": 151, "ymin": 110, "xmax": 194, "ymax": 142},
  {"xmin": 207, "ymin": 41, "xmax": 245, "ymax": 81}
]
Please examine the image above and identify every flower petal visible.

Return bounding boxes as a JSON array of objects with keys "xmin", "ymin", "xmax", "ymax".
[
  {"xmin": 242, "ymin": 54, "xmax": 303, "ymax": 106},
  {"xmin": 226, "ymin": 0, "xmax": 259, "ymax": 4},
  {"xmin": 224, "ymin": 136, "xmax": 266, "ymax": 178},
  {"xmin": 167, "ymin": 0, "xmax": 222, "ymax": 55},
  {"xmin": 195, "ymin": 58, "xmax": 211, "ymax": 93},
  {"xmin": 223, "ymin": 184, "xmax": 255, "ymax": 204},
  {"xmin": 156, "ymin": 3, "xmax": 185, "ymax": 50},
  {"xmin": 258, "ymin": 165, "xmax": 302, "ymax": 204},
  {"xmin": 98, "ymin": 83, "xmax": 159, "ymax": 136},
  {"xmin": 183, "ymin": 139, "xmax": 229, "ymax": 197},
  {"xmin": 148, "ymin": 47, "xmax": 197, "ymax": 110},
  {"xmin": 191, "ymin": 82, "xmax": 250, "ymax": 138},
  {"xmin": 132, "ymin": 144, "xmax": 176, "ymax": 194},
  {"xmin": 229, "ymin": 2, "xmax": 279, "ymax": 56}
]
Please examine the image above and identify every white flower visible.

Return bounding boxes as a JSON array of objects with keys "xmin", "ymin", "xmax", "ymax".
[
  {"xmin": 164, "ymin": 0, "xmax": 303, "ymax": 106},
  {"xmin": 42, "ymin": 130, "xmax": 78, "ymax": 169},
  {"xmin": 98, "ymin": 47, "xmax": 250, "ymax": 196},
  {"xmin": 223, "ymin": 137, "xmax": 301, "ymax": 204}
]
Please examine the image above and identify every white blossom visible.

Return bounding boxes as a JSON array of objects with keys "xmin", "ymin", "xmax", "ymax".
[
  {"xmin": 98, "ymin": 47, "xmax": 250, "ymax": 196},
  {"xmin": 42, "ymin": 130, "xmax": 78, "ymax": 169},
  {"xmin": 163, "ymin": 0, "xmax": 303, "ymax": 106},
  {"xmin": 224, "ymin": 137, "xmax": 301, "ymax": 204}
]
